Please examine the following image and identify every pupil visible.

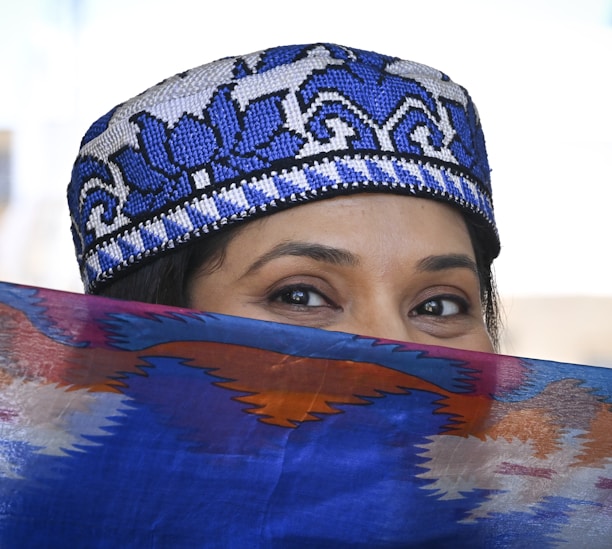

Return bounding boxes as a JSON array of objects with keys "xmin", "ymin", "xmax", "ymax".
[
  {"xmin": 288, "ymin": 289, "xmax": 308, "ymax": 304},
  {"xmin": 423, "ymin": 300, "xmax": 441, "ymax": 315}
]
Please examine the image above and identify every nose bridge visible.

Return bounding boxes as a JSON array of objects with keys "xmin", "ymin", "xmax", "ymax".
[{"xmin": 345, "ymin": 291, "xmax": 413, "ymax": 343}]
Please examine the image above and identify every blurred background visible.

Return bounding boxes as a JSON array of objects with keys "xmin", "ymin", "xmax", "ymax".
[{"xmin": 0, "ymin": 0, "xmax": 610, "ymax": 364}]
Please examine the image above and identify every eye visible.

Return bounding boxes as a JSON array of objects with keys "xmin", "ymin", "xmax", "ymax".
[
  {"xmin": 412, "ymin": 295, "xmax": 468, "ymax": 317},
  {"xmin": 271, "ymin": 285, "xmax": 330, "ymax": 307}
]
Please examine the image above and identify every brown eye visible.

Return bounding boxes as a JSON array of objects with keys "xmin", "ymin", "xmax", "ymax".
[
  {"xmin": 272, "ymin": 285, "xmax": 329, "ymax": 307},
  {"xmin": 413, "ymin": 296, "xmax": 468, "ymax": 317}
]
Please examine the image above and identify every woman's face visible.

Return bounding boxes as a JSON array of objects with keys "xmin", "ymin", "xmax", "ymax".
[{"xmin": 189, "ymin": 194, "xmax": 493, "ymax": 353}]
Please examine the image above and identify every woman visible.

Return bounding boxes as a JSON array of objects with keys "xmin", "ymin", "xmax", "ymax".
[{"xmin": 68, "ymin": 43, "xmax": 500, "ymax": 352}]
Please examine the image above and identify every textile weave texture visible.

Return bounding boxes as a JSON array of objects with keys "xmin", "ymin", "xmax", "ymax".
[{"xmin": 1, "ymin": 282, "xmax": 611, "ymax": 548}]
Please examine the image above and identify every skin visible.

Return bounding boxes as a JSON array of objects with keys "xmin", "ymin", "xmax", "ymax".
[{"xmin": 189, "ymin": 194, "xmax": 494, "ymax": 353}]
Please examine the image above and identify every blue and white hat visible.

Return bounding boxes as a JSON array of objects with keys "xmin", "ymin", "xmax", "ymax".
[{"xmin": 68, "ymin": 43, "xmax": 498, "ymax": 293}]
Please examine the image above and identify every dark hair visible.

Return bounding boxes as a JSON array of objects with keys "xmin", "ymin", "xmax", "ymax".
[
  {"xmin": 97, "ymin": 229, "xmax": 237, "ymax": 308},
  {"xmin": 98, "ymin": 217, "xmax": 502, "ymax": 349},
  {"xmin": 465, "ymin": 219, "xmax": 501, "ymax": 350}
]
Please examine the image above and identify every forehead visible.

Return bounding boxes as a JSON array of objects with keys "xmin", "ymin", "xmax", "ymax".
[{"xmin": 229, "ymin": 194, "xmax": 474, "ymax": 260}]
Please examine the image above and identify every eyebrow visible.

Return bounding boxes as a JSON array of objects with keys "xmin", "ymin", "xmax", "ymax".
[
  {"xmin": 416, "ymin": 254, "xmax": 479, "ymax": 275},
  {"xmin": 242, "ymin": 241, "xmax": 359, "ymax": 277}
]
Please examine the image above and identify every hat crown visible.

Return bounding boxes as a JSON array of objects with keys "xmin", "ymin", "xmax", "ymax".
[{"xmin": 68, "ymin": 43, "xmax": 496, "ymax": 292}]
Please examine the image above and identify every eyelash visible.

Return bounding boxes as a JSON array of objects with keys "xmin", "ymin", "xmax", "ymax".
[
  {"xmin": 270, "ymin": 285, "xmax": 469, "ymax": 317},
  {"xmin": 269, "ymin": 284, "xmax": 335, "ymax": 308},
  {"xmin": 411, "ymin": 294, "xmax": 469, "ymax": 317}
]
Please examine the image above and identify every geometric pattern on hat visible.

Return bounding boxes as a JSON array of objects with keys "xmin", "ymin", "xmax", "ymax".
[{"xmin": 68, "ymin": 43, "xmax": 498, "ymax": 293}]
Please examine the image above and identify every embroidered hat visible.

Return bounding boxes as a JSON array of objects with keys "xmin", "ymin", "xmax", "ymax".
[{"xmin": 68, "ymin": 43, "xmax": 498, "ymax": 293}]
